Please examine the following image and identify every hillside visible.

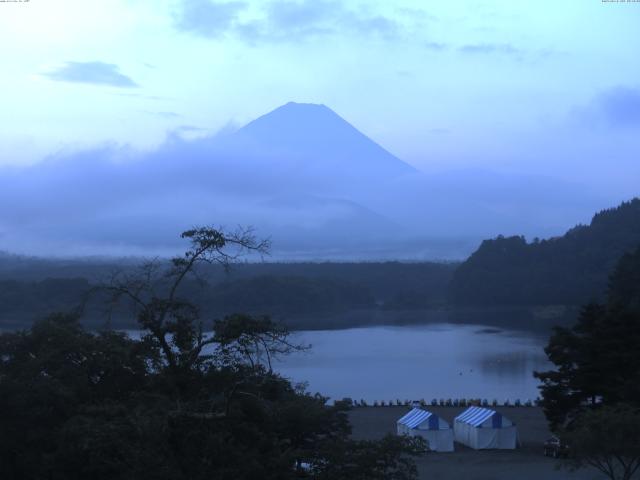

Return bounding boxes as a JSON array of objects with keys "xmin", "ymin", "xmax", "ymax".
[{"xmin": 449, "ymin": 198, "xmax": 640, "ymax": 305}]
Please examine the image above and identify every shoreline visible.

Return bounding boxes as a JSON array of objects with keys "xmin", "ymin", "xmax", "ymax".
[
  {"xmin": 0, "ymin": 304, "xmax": 579, "ymax": 333},
  {"xmin": 276, "ymin": 304, "xmax": 579, "ymax": 334}
]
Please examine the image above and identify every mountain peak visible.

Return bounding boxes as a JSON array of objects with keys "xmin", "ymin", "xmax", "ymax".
[
  {"xmin": 242, "ymin": 101, "xmax": 346, "ymax": 134},
  {"xmin": 275, "ymin": 101, "xmax": 337, "ymax": 117},
  {"xmin": 282, "ymin": 101, "xmax": 329, "ymax": 109},
  {"xmin": 234, "ymin": 102, "xmax": 416, "ymax": 176}
]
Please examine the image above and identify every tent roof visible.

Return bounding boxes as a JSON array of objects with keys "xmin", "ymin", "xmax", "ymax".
[
  {"xmin": 455, "ymin": 406, "xmax": 500, "ymax": 427},
  {"xmin": 397, "ymin": 408, "xmax": 435, "ymax": 429}
]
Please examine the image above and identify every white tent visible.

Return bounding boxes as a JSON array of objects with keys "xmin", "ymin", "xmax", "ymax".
[
  {"xmin": 453, "ymin": 406, "xmax": 517, "ymax": 450},
  {"xmin": 396, "ymin": 408, "xmax": 454, "ymax": 452}
]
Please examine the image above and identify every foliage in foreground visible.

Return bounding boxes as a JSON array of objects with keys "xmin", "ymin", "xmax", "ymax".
[
  {"xmin": 535, "ymin": 245, "xmax": 640, "ymax": 479},
  {"xmin": 563, "ymin": 405, "xmax": 640, "ymax": 480},
  {"xmin": 0, "ymin": 226, "xmax": 423, "ymax": 480},
  {"xmin": 535, "ymin": 245, "xmax": 640, "ymax": 429}
]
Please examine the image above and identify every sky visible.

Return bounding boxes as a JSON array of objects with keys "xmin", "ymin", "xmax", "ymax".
[
  {"xmin": 0, "ymin": 0, "xmax": 639, "ymax": 258},
  {"xmin": 1, "ymin": 1, "xmax": 638, "ymax": 175}
]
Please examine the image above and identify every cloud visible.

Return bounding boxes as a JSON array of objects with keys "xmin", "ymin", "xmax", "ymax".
[
  {"xmin": 457, "ymin": 43, "xmax": 520, "ymax": 55},
  {"xmin": 571, "ymin": 86, "xmax": 640, "ymax": 129},
  {"xmin": 425, "ymin": 41, "xmax": 447, "ymax": 51},
  {"xmin": 173, "ymin": 0, "xmax": 401, "ymax": 42},
  {"xmin": 395, "ymin": 7, "xmax": 436, "ymax": 22},
  {"xmin": 594, "ymin": 86, "xmax": 640, "ymax": 127},
  {"xmin": 43, "ymin": 61, "xmax": 138, "ymax": 88},
  {"xmin": 0, "ymin": 132, "xmax": 603, "ymax": 258},
  {"xmin": 0, "ymin": 98, "xmax": 612, "ymax": 259},
  {"xmin": 176, "ymin": 125, "xmax": 208, "ymax": 132},
  {"xmin": 146, "ymin": 111, "xmax": 182, "ymax": 118},
  {"xmin": 112, "ymin": 93, "xmax": 169, "ymax": 101},
  {"xmin": 173, "ymin": 0, "xmax": 246, "ymax": 38},
  {"xmin": 257, "ymin": 0, "xmax": 399, "ymax": 41}
]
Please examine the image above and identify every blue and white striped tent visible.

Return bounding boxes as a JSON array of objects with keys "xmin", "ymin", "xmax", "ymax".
[
  {"xmin": 397, "ymin": 408, "xmax": 454, "ymax": 452},
  {"xmin": 454, "ymin": 406, "xmax": 517, "ymax": 450}
]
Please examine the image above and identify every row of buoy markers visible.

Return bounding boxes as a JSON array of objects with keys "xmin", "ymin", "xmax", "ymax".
[{"xmin": 334, "ymin": 398, "xmax": 542, "ymax": 407}]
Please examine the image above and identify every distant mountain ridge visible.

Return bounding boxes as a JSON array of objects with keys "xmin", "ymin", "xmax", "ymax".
[{"xmin": 449, "ymin": 198, "xmax": 640, "ymax": 305}]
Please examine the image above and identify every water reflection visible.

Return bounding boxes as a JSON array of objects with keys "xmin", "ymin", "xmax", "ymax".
[
  {"xmin": 478, "ymin": 351, "xmax": 548, "ymax": 378},
  {"xmin": 274, "ymin": 324, "xmax": 551, "ymax": 402}
]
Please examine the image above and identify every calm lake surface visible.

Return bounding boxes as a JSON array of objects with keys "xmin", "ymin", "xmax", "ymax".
[
  {"xmin": 274, "ymin": 324, "xmax": 551, "ymax": 403},
  {"xmin": 123, "ymin": 322, "xmax": 551, "ymax": 403}
]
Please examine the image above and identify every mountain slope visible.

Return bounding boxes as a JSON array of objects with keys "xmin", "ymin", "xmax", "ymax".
[
  {"xmin": 449, "ymin": 198, "xmax": 640, "ymax": 305},
  {"xmin": 216, "ymin": 102, "xmax": 416, "ymax": 179}
]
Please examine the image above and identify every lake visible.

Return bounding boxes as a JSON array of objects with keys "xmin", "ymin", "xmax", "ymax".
[{"xmin": 274, "ymin": 324, "xmax": 551, "ymax": 403}]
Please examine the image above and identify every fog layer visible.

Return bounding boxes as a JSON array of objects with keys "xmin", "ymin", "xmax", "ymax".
[{"xmin": 0, "ymin": 102, "xmax": 615, "ymax": 260}]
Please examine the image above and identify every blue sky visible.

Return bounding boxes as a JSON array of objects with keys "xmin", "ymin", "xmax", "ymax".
[{"xmin": 1, "ymin": 0, "xmax": 639, "ymax": 192}]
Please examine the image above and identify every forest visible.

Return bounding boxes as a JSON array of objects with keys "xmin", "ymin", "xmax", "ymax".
[
  {"xmin": 450, "ymin": 198, "xmax": 640, "ymax": 306},
  {"xmin": 1, "ymin": 198, "xmax": 639, "ymax": 331},
  {"xmin": 0, "ymin": 259, "xmax": 456, "ymax": 330}
]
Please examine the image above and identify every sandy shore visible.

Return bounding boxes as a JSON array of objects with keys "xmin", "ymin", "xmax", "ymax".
[{"xmin": 348, "ymin": 406, "xmax": 604, "ymax": 480}]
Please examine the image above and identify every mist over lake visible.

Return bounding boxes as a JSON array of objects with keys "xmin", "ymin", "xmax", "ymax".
[{"xmin": 275, "ymin": 324, "xmax": 550, "ymax": 403}]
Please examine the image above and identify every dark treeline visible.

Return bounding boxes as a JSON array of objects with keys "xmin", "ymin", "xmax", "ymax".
[
  {"xmin": 0, "ymin": 278, "xmax": 91, "ymax": 328},
  {"xmin": 450, "ymin": 198, "xmax": 640, "ymax": 306},
  {"xmin": 0, "ymin": 257, "xmax": 456, "ymax": 303},
  {"xmin": 0, "ymin": 261, "xmax": 456, "ymax": 330}
]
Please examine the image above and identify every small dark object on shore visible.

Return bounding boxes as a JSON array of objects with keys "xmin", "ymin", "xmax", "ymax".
[{"xmin": 543, "ymin": 436, "xmax": 569, "ymax": 458}]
